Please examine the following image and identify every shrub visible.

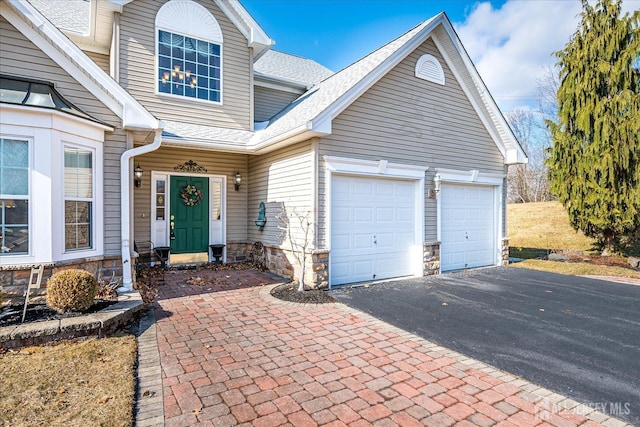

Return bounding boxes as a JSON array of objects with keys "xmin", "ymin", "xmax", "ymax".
[{"xmin": 46, "ymin": 269, "xmax": 97, "ymax": 313}]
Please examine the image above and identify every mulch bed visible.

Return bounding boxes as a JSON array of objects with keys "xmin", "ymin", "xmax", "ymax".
[
  {"xmin": 270, "ymin": 282, "xmax": 336, "ymax": 304},
  {"xmin": 0, "ymin": 300, "xmax": 117, "ymax": 327}
]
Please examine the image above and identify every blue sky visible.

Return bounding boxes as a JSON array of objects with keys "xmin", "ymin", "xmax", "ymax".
[
  {"xmin": 243, "ymin": 0, "xmax": 505, "ymax": 72},
  {"xmin": 242, "ymin": 0, "xmax": 640, "ymax": 113}
]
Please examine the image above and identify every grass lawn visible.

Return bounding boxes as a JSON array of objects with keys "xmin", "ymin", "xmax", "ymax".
[
  {"xmin": 508, "ymin": 201, "xmax": 640, "ymax": 278},
  {"xmin": 0, "ymin": 335, "xmax": 137, "ymax": 427},
  {"xmin": 510, "ymin": 258, "xmax": 640, "ymax": 278},
  {"xmin": 507, "ymin": 201, "xmax": 596, "ymax": 254}
]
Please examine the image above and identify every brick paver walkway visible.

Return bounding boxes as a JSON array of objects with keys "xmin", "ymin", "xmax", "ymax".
[{"xmin": 141, "ymin": 269, "xmax": 627, "ymax": 426}]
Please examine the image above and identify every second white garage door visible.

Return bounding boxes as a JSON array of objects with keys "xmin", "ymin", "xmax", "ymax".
[
  {"xmin": 331, "ymin": 175, "xmax": 417, "ymax": 286},
  {"xmin": 440, "ymin": 183, "xmax": 496, "ymax": 272}
]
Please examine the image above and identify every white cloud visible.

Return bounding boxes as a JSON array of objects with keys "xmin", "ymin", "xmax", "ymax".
[{"xmin": 455, "ymin": 0, "xmax": 640, "ymax": 112}]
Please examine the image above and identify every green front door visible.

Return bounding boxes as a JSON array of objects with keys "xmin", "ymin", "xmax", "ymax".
[{"xmin": 170, "ymin": 176, "xmax": 209, "ymax": 254}]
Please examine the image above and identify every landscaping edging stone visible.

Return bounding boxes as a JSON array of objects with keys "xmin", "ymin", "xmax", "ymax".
[{"xmin": 0, "ymin": 291, "xmax": 143, "ymax": 349}]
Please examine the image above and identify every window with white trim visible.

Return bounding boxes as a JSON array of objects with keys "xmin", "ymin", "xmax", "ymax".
[
  {"xmin": 64, "ymin": 146, "xmax": 93, "ymax": 251},
  {"xmin": 0, "ymin": 138, "xmax": 29, "ymax": 255},
  {"xmin": 158, "ymin": 30, "xmax": 221, "ymax": 102}
]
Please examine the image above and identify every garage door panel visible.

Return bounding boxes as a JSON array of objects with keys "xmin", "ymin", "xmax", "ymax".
[
  {"xmin": 376, "ymin": 181, "xmax": 394, "ymax": 196},
  {"xmin": 353, "ymin": 207, "xmax": 373, "ymax": 222},
  {"xmin": 353, "ymin": 234, "xmax": 374, "ymax": 250},
  {"xmin": 376, "ymin": 207, "xmax": 394, "ymax": 222},
  {"xmin": 331, "ymin": 175, "xmax": 417, "ymax": 286},
  {"xmin": 396, "ymin": 183, "xmax": 414, "ymax": 197},
  {"xmin": 332, "ymin": 206, "xmax": 350, "ymax": 222},
  {"xmin": 441, "ymin": 183, "xmax": 496, "ymax": 272},
  {"xmin": 353, "ymin": 181, "xmax": 374, "ymax": 196},
  {"xmin": 376, "ymin": 255, "xmax": 411, "ymax": 276},
  {"xmin": 332, "ymin": 234, "xmax": 350, "ymax": 250},
  {"xmin": 396, "ymin": 207, "xmax": 413, "ymax": 222}
]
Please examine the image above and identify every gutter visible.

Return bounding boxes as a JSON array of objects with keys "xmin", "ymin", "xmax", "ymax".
[{"xmin": 120, "ymin": 124, "xmax": 164, "ymax": 291}]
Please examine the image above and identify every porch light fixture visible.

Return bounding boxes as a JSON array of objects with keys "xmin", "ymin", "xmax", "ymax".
[
  {"xmin": 234, "ymin": 171, "xmax": 242, "ymax": 191},
  {"xmin": 134, "ymin": 164, "xmax": 143, "ymax": 188},
  {"xmin": 433, "ymin": 176, "xmax": 441, "ymax": 193}
]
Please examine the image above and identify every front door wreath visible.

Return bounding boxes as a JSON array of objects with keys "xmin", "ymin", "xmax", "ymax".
[{"xmin": 180, "ymin": 184, "xmax": 202, "ymax": 206}]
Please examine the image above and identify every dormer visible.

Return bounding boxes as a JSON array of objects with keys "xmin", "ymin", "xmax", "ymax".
[
  {"xmin": 115, "ymin": 0, "xmax": 273, "ymax": 131},
  {"xmin": 253, "ymin": 50, "xmax": 333, "ymax": 123}
]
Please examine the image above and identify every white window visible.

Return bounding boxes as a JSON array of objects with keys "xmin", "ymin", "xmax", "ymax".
[
  {"xmin": 158, "ymin": 31, "xmax": 221, "ymax": 102},
  {"xmin": 64, "ymin": 146, "xmax": 94, "ymax": 251},
  {"xmin": 156, "ymin": 0, "xmax": 223, "ymax": 103},
  {"xmin": 0, "ymin": 138, "xmax": 29, "ymax": 255}
]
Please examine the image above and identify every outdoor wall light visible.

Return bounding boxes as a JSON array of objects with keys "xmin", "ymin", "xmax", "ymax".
[
  {"xmin": 134, "ymin": 164, "xmax": 143, "ymax": 188},
  {"xmin": 234, "ymin": 171, "xmax": 242, "ymax": 191},
  {"xmin": 254, "ymin": 201, "xmax": 267, "ymax": 231}
]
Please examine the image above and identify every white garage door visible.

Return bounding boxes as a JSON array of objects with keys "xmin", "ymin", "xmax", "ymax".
[
  {"xmin": 440, "ymin": 184, "xmax": 496, "ymax": 272},
  {"xmin": 331, "ymin": 175, "xmax": 416, "ymax": 286}
]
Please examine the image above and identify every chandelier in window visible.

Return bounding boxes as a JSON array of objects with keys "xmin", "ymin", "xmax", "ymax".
[{"xmin": 162, "ymin": 64, "xmax": 198, "ymax": 89}]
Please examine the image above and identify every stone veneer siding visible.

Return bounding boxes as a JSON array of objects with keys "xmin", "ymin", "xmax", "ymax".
[
  {"xmin": 226, "ymin": 241, "xmax": 329, "ymax": 289},
  {"xmin": 423, "ymin": 241, "xmax": 441, "ymax": 275},
  {"xmin": 0, "ymin": 256, "xmax": 123, "ymax": 305},
  {"xmin": 501, "ymin": 238, "xmax": 510, "ymax": 266}
]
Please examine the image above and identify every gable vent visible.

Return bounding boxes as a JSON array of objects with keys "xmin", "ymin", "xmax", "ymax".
[{"xmin": 415, "ymin": 54, "xmax": 445, "ymax": 85}]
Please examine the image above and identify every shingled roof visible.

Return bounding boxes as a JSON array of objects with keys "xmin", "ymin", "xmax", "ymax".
[
  {"xmin": 252, "ymin": 17, "xmax": 438, "ymax": 145},
  {"xmin": 254, "ymin": 50, "xmax": 333, "ymax": 88},
  {"xmin": 27, "ymin": 0, "xmax": 90, "ymax": 35}
]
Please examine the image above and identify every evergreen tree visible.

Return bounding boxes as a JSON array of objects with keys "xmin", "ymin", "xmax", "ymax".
[{"xmin": 546, "ymin": 0, "xmax": 640, "ymax": 255}]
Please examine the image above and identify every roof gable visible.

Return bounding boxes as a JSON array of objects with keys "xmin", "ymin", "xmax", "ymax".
[
  {"xmin": 1, "ymin": 0, "xmax": 158, "ymax": 130},
  {"xmin": 252, "ymin": 13, "xmax": 526, "ymax": 164}
]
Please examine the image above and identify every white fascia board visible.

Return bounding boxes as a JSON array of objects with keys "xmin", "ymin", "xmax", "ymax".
[
  {"xmin": 310, "ymin": 14, "xmax": 445, "ymax": 134},
  {"xmin": 435, "ymin": 168, "xmax": 505, "ymax": 186},
  {"xmin": 254, "ymin": 73, "xmax": 308, "ymax": 92},
  {"xmin": 437, "ymin": 19, "xmax": 528, "ymax": 165},
  {"xmin": 3, "ymin": 0, "xmax": 158, "ymax": 131},
  {"xmin": 250, "ymin": 123, "xmax": 327, "ymax": 153},
  {"xmin": 1, "ymin": 104, "xmax": 114, "ymax": 135},
  {"xmin": 214, "ymin": 0, "xmax": 274, "ymax": 55},
  {"xmin": 161, "ymin": 137, "xmax": 251, "ymax": 154}
]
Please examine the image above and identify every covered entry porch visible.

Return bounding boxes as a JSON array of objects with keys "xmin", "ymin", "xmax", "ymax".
[{"xmin": 132, "ymin": 146, "xmax": 249, "ymax": 266}]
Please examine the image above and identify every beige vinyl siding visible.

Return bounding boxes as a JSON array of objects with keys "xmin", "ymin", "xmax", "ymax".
[
  {"xmin": 0, "ymin": 17, "xmax": 119, "ymax": 128},
  {"xmin": 85, "ymin": 51, "xmax": 110, "ymax": 73},
  {"xmin": 1, "ymin": 16, "xmax": 126, "ymax": 256},
  {"xmin": 119, "ymin": 0, "xmax": 251, "ymax": 130},
  {"xmin": 247, "ymin": 141, "xmax": 313, "ymax": 246},
  {"xmin": 317, "ymin": 37, "xmax": 505, "ymax": 245},
  {"xmin": 254, "ymin": 86, "xmax": 299, "ymax": 122},
  {"xmin": 132, "ymin": 147, "xmax": 249, "ymax": 244},
  {"xmin": 95, "ymin": 0, "xmax": 115, "ymax": 51},
  {"xmin": 103, "ymin": 130, "xmax": 127, "ymax": 255}
]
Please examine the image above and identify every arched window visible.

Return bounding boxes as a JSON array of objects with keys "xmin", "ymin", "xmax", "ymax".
[
  {"xmin": 415, "ymin": 54, "xmax": 445, "ymax": 85},
  {"xmin": 156, "ymin": 0, "xmax": 223, "ymax": 103}
]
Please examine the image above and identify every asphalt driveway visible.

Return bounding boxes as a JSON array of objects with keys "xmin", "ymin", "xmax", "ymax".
[{"xmin": 330, "ymin": 267, "xmax": 640, "ymax": 424}]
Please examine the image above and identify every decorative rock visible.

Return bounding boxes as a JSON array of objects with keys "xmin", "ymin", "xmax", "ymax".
[
  {"xmin": 628, "ymin": 256, "xmax": 640, "ymax": 269},
  {"xmin": 548, "ymin": 253, "xmax": 568, "ymax": 261}
]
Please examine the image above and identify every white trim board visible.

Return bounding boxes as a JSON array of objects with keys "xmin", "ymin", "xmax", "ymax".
[{"xmin": 324, "ymin": 156, "xmax": 428, "ymax": 179}]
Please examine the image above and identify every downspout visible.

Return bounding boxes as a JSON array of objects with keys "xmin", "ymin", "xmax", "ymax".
[{"xmin": 120, "ymin": 125, "xmax": 164, "ymax": 291}]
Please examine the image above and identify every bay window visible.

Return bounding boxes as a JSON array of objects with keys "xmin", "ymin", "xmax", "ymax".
[
  {"xmin": 0, "ymin": 138, "xmax": 29, "ymax": 256},
  {"xmin": 64, "ymin": 147, "xmax": 93, "ymax": 251}
]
